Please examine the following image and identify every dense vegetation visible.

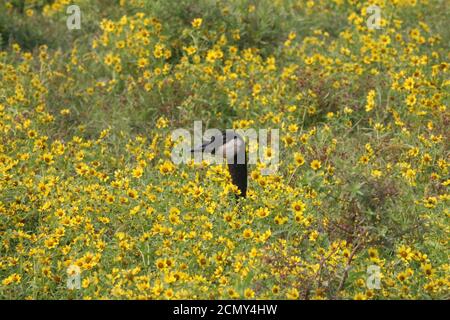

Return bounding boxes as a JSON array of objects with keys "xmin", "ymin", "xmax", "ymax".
[{"xmin": 0, "ymin": 0, "xmax": 448, "ymax": 299}]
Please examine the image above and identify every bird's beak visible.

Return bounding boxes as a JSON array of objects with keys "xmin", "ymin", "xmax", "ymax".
[{"xmin": 190, "ymin": 141, "xmax": 210, "ymax": 153}]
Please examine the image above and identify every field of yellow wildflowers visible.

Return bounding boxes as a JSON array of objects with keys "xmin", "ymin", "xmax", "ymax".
[{"xmin": 0, "ymin": 0, "xmax": 449, "ymax": 300}]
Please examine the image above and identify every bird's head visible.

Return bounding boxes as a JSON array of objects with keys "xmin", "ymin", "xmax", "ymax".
[{"xmin": 191, "ymin": 130, "xmax": 246, "ymax": 164}]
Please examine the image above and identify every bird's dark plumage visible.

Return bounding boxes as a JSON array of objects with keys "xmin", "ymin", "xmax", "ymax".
[
  {"xmin": 227, "ymin": 153, "xmax": 247, "ymax": 198},
  {"xmin": 191, "ymin": 130, "xmax": 247, "ymax": 198}
]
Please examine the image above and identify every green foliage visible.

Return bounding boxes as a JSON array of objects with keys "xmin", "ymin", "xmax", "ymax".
[{"xmin": 0, "ymin": 0, "xmax": 448, "ymax": 300}]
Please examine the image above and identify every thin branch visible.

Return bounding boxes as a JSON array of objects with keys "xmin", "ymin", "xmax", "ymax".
[{"xmin": 334, "ymin": 241, "xmax": 362, "ymax": 299}]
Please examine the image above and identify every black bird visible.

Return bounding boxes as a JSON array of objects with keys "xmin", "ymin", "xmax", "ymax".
[{"xmin": 191, "ymin": 130, "xmax": 247, "ymax": 198}]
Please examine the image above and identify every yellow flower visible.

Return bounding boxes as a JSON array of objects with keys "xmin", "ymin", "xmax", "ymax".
[
  {"xmin": 255, "ymin": 207, "xmax": 270, "ymax": 218},
  {"xmin": 2, "ymin": 273, "xmax": 21, "ymax": 286},
  {"xmin": 371, "ymin": 169, "xmax": 382, "ymax": 178},
  {"xmin": 127, "ymin": 188, "xmax": 139, "ymax": 199},
  {"xmin": 402, "ymin": 168, "xmax": 416, "ymax": 185},
  {"xmin": 164, "ymin": 288, "xmax": 174, "ymax": 299},
  {"xmin": 294, "ymin": 152, "xmax": 305, "ymax": 166},
  {"xmin": 405, "ymin": 94, "xmax": 417, "ymax": 106},
  {"xmin": 365, "ymin": 90, "xmax": 376, "ymax": 112},
  {"xmin": 421, "ymin": 263, "xmax": 433, "ymax": 277},
  {"xmin": 354, "ymin": 292, "xmax": 367, "ymax": 300},
  {"xmin": 308, "ymin": 230, "xmax": 319, "ymax": 241},
  {"xmin": 244, "ymin": 288, "xmax": 255, "ymax": 298},
  {"xmin": 156, "ymin": 259, "xmax": 166, "ymax": 270},
  {"xmin": 156, "ymin": 116, "xmax": 169, "ymax": 128},
  {"xmin": 242, "ymin": 228, "xmax": 254, "ymax": 239},
  {"xmin": 288, "ymin": 124, "xmax": 298, "ymax": 132},
  {"xmin": 403, "ymin": 77, "xmax": 415, "ymax": 90},
  {"xmin": 286, "ymin": 288, "xmax": 299, "ymax": 299},
  {"xmin": 183, "ymin": 46, "xmax": 197, "ymax": 56},
  {"xmin": 27, "ymin": 130, "xmax": 37, "ymax": 138},
  {"xmin": 291, "ymin": 200, "xmax": 306, "ymax": 213},
  {"xmin": 41, "ymin": 152, "xmax": 54, "ymax": 165},
  {"xmin": 397, "ymin": 272, "xmax": 408, "ymax": 282},
  {"xmin": 159, "ymin": 161, "xmax": 175, "ymax": 175},
  {"xmin": 423, "ymin": 196, "xmax": 437, "ymax": 208},
  {"xmin": 252, "ymin": 83, "xmax": 262, "ymax": 96},
  {"xmin": 397, "ymin": 245, "xmax": 413, "ymax": 263},
  {"xmin": 104, "ymin": 53, "xmax": 114, "ymax": 65},
  {"xmin": 368, "ymin": 248, "xmax": 379, "ymax": 260},
  {"xmin": 310, "ymin": 159, "xmax": 322, "ymax": 171},
  {"xmin": 359, "ymin": 155, "xmax": 370, "ymax": 165},
  {"xmin": 137, "ymin": 58, "xmax": 148, "ymax": 68},
  {"xmin": 227, "ymin": 288, "xmax": 239, "ymax": 299},
  {"xmin": 191, "ymin": 18, "xmax": 202, "ymax": 28},
  {"xmin": 132, "ymin": 166, "xmax": 143, "ymax": 178}
]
